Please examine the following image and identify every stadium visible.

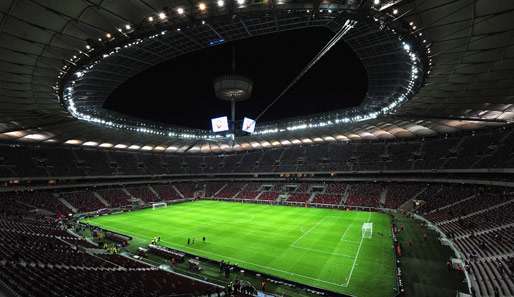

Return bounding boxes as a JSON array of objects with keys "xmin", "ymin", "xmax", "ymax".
[{"xmin": 0, "ymin": 0, "xmax": 513, "ymax": 297}]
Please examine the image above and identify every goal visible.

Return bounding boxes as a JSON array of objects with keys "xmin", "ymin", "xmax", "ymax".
[
  {"xmin": 362, "ymin": 222, "xmax": 373, "ymax": 239},
  {"xmin": 152, "ymin": 202, "xmax": 167, "ymax": 210}
]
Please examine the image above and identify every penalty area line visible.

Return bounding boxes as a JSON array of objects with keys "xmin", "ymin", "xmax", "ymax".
[
  {"xmin": 291, "ymin": 217, "xmax": 327, "ymax": 246},
  {"xmin": 343, "ymin": 212, "xmax": 372, "ymax": 287}
]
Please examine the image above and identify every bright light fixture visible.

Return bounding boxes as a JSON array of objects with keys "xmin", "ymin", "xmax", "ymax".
[
  {"xmin": 83, "ymin": 141, "xmax": 98, "ymax": 146},
  {"xmin": 22, "ymin": 134, "xmax": 47, "ymax": 141},
  {"xmin": 64, "ymin": 139, "xmax": 82, "ymax": 145},
  {"xmin": 158, "ymin": 12, "xmax": 166, "ymax": 19},
  {"xmin": 198, "ymin": 3, "xmax": 207, "ymax": 11},
  {"xmin": 177, "ymin": 7, "xmax": 184, "ymax": 14},
  {"xmin": 105, "ymin": 33, "xmax": 112, "ymax": 38},
  {"xmin": 148, "ymin": 16, "xmax": 154, "ymax": 22},
  {"xmin": 237, "ymin": 0, "xmax": 245, "ymax": 5},
  {"xmin": 373, "ymin": 0, "xmax": 380, "ymax": 5},
  {"xmin": 125, "ymin": 24, "xmax": 131, "ymax": 30},
  {"xmin": 393, "ymin": 9, "xmax": 398, "ymax": 14},
  {"xmin": 217, "ymin": 0, "xmax": 224, "ymax": 7}
]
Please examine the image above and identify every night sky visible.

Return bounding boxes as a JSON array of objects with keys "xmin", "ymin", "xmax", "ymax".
[{"xmin": 105, "ymin": 27, "xmax": 368, "ymax": 130}]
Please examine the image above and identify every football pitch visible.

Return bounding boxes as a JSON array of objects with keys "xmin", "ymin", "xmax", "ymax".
[{"xmin": 83, "ymin": 200, "xmax": 396, "ymax": 297}]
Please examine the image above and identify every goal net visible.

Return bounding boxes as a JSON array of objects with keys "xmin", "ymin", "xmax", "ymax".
[
  {"xmin": 362, "ymin": 222, "xmax": 373, "ymax": 239},
  {"xmin": 152, "ymin": 202, "xmax": 167, "ymax": 210}
]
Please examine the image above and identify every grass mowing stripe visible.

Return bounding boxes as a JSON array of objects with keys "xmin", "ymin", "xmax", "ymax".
[
  {"xmin": 83, "ymin": 200, "xmax": 395, "ymax": 297},
  {"xmin": 93, "ymin": 224, "xmax": 346, "ymax": 287}
]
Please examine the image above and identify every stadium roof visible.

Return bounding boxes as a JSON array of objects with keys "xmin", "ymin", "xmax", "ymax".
[{"xmin": 0, "ymin": 0, "xmax": 513, "ymax": 153}]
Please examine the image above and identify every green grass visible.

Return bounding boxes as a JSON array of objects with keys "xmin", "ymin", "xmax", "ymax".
[
  {"xmin": 394, "ymin": 214, "xmax": 467, "ymax": 297},
  {"xmin": 83, "ymin": 200, "xmax": 396, "ymax": 297}
]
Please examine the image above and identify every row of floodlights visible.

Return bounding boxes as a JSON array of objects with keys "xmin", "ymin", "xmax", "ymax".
[{"xmin": 58, "ymin": 0, "xmax": 430, "ymax": 140}]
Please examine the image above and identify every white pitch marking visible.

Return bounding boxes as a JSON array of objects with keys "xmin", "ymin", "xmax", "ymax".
[
  {"xmin": 290, "ymin": 217, "xmax": 327, "ymax": 246},
  {"xmin": 340, "ymin": 223, "xmax": 352, "ymax": 241},
  {"xmin": 290, "ymin": 245, "xmax": 355, "ymax": 259},
  {"xmin": 343, "ymin": 212, "xmax": 372, "ymax": 287},
  {"xmin": 101, "ymin": 225, "xmax": 347, "ymax": 287}
]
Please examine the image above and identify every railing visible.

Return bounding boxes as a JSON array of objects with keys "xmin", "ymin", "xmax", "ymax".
[{"xmin": 412, "ymin": 213, "xmax": 473, "ymax": 295}]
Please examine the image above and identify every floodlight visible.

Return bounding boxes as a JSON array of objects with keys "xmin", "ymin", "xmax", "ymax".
[
  {"xmin": 217, "ymin": 0, "xmax": 224, "ymax": 7},
  {"xmin": 198, "ymin": 3, "xmax": 207, "ymax": 11},
  {"xmin": 158, "ymin": 12, "xmax": 166, "ymax": 19},
  {"xmin": 177, "ymin": 7, "xmax": 185, "ymax": 15},
  {"xmin": 148, "ymin": 16, "xmax": 154, "ymax": 22}
]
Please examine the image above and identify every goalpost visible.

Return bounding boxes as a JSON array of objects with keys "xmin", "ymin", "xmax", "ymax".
[
  {"xmin": 362, "ymin": 222, "xmax": 373, "ymax": 239},
  {"xmin": 152, "ymin": 202, "xmax": 167, "ymax": 210}
]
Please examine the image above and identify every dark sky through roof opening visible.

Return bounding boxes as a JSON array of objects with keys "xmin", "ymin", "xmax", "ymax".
[{"xmin": 105, "ymin": 27, "xmax": 368, "ymax": 130}]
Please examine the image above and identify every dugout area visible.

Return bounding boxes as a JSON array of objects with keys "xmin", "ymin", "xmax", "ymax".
[{"xmin": 82, "ymin": 200, "xmax": 397, "ymax": 297}]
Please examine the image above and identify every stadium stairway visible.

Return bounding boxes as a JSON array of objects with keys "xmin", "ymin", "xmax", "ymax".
[
  {"xmin": 398, "ymin": 186, "xmax": 429, "ymax": 211},
  {"xmin": 58, "ymin": 197, "xmax": 77, "ymax": 213},
  {"xmin": 254, "ymin": 191, "xmax": 264, "ymax": 200},
  {"xmin": 426, "ymin": 194, "xmax": 476, "ymax": 216},
  {"xmin": 306, "ymin": 192, "xmax": 317, "ymax": 204},
  {"xmin": 121, "ymin": 188, "xmax": 135, "ymax": 200},
  {"xmin": 436, "ymin": 199, "xmax": 514, "ymax": 226},
  {"xmin": 453, "ymin": 223, "xmax": 514, "ymax": 241},
  {"xmin": 148, "ymin": 185, "xmax": 161, "ymax": 200},
  {"xmin": 93, "ymin": 192, "xmax": 110, "ymax": 207},
  {"xmin": 379, "ymin": 188, "xmax": 388, "ymax": 206},
  {"xmin": 234, "ymin": 183, "xmax": 248, "ymax": 199},
  {"xmin": 172, "ymin": 185, "xmax": 185, "ymax": 199},
  {"xmin": 213, "ymin": 183, "xmax": 228, "ymax": 197}
]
